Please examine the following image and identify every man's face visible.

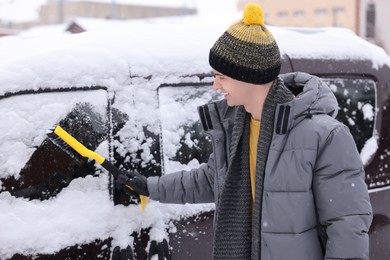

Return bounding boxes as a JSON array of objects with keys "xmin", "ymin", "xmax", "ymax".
[{"xmin": 212, "ymin": 70, "xmax": 268, "ymax": 107}]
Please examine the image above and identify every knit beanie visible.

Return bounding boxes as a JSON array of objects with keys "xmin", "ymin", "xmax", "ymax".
[{"xmin": 209, "ymin": 3, "xmax": 281, "ymax": 84}]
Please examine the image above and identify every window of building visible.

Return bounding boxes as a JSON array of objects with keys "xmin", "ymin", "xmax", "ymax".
[
  {"xmin": 332, "ymin": 7, "xmax": 345, "ymax": 27},
  {"xmin": 366, "ymin": 3, "xmax": 376, "ymax": 39},
  {"xmin": 264, "ymin": 13, "xmax": 270, "ymax": 24},
  {"xmin": 277, "ymin": 11, "xmax": 289, "ymax": 18},
  {"xmin": 333, "ymin": 7, "xmax": 345, "ymax": 14},
  {"xmin": 293, "ymin": 10, "xmax": 305, "ymax": 17},
  {"xmin": 315, "ymin": 8, "xmax": 328, "ymax": 16}
]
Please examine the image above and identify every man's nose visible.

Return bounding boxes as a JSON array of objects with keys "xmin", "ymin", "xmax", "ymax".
[{"xmin": 213, "ymin": 80, "xmax": 220, "ymax": 90}]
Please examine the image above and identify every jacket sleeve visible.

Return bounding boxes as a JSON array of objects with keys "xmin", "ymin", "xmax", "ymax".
[
  {"xmin": 313, "ymin": 125, "xmax": 373, "ymax": 260},
  {"xmin": 146, "ymin": 154, "xmax": 216, "ymax": 204}
]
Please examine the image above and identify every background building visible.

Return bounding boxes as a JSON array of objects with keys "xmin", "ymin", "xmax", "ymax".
[
  {"xmin": 40, "ymin": 1, "xmax": 196, "ymax": 25},
  {"xmin": 1, "ymin": 0, "xmax": 389, "ymax": 53},
  {"xmin": 359, "ymin": 0, "xmax": 390, "ymax": 52},
  {"xmin": 238, "ymin": 0, "xmax": 390, "ymax": 53},
  {"xmin": 0, "ymin": 0, "xmax": 196, "ymax": 31},
  {"xmin": 238, "ymin": 0, "xmax": 358, "ymax": 31}
]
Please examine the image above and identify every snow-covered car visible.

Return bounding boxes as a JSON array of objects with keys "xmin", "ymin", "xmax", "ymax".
[{"xmin": 0, "ymin": 24, "xmax": 390, "ymax": 259}]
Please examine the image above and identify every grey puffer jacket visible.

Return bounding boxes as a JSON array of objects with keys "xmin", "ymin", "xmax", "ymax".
[{"xmin": 148, "ymin": 72, "xmax": 372, "ymax": 260}]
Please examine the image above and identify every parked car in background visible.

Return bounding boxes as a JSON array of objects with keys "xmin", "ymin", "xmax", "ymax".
[{"xmin": 0, "ymin": 24, "xmax": 389, "ymax": 259}]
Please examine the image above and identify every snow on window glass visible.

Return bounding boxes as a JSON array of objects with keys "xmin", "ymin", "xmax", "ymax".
[
  {"xmin": 0, "ymin": 89, "xmax": 108, "ymax": 179},
  {"xmin": 323, "ymin": 78, "xmax": 376, "ymax": 154},
  {"xmin": 158, "ymin": 85, "xmax": 222, "ymax": 173}
]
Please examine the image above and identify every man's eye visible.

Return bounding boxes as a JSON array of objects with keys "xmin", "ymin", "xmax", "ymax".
[{"xmin": 213, "ymin": 73, "xmax": 226, "ymax": 80}]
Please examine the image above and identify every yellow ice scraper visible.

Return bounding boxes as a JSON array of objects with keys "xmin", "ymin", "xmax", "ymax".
[{"xmin": 51, "ymin": 125, "xmax": 149, "ymax": 211}]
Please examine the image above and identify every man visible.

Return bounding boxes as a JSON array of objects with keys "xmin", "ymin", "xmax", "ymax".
[{"xmin": 118, "ymin": 3, "xmax": 372, "ymax": 260}]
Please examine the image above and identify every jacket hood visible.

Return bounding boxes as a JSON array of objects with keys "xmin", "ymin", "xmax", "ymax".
[{"xmin": 275, "ymin": 72, "xmax": 339, "ymax": 134}]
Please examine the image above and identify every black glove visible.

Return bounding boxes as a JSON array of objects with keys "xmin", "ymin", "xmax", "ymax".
[{"xmin": 115, "ymin": 171, "xmax": 149, "ymax": 196}]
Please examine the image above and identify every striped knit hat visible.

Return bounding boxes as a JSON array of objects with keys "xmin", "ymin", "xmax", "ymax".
[{"xmin": 209, "ymin": 3, "xmax": 281, "ymax": 84}]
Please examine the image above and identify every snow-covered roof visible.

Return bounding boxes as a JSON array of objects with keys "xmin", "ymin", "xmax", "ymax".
[{"xmin": 0, "ymin": 23, "xmax": 389, "ymax": 96}]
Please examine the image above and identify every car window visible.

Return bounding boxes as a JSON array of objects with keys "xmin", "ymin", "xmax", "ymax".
[
  {"xmin": 0, "ymin": 89, "xmax": 109, "ymax": 200},
  {"xmin": 322, "ymin": 78, "xmax": 376, "ymax": 153},
  {"xmin": 158, "ymin": 84, "xmax": 222, "ymax": 173},
  {"xmin": 158, "ymin": 78, "xmax": 376, "ymax": 173}
]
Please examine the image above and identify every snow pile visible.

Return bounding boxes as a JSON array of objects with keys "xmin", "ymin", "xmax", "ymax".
[
  {"xmin": 360, "ymin": 132, "xmax": 379, "ymax": 165},
  {"xmin": 0, "ymin": 174, "xmax": 214, "ymax": 259},
  {"xmin": 273, "ymin": 26, "xmax": 390, "ymax": 69}
]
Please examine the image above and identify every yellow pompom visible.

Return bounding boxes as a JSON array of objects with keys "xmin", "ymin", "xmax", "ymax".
[{"xmin": 243, "ymin": 3, "xmax": 264, "ymax": 25}]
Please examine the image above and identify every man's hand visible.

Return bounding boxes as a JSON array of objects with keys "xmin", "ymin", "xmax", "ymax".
[{"xmin": 115, "ymin": 171, "xmax": 149, "ymax": 196}]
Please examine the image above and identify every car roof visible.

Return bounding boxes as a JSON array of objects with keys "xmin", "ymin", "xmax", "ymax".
[{"xmin": 0, "ymin": 23, "xmax": 389, "ymax": 96}]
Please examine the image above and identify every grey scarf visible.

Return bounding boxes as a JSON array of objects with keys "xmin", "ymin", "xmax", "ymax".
[{"xmin": 213, "ymin": 78, "xmax": 294, "ymax": 260}]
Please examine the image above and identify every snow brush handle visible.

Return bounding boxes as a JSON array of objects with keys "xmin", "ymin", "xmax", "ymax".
[
  {"xmin": 53, "ymin": 125, "xmax": 149, "ymax": 211},
  {"xmin": 100, "ymin": 159, "xmax": 149, "ymax": 211}
]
